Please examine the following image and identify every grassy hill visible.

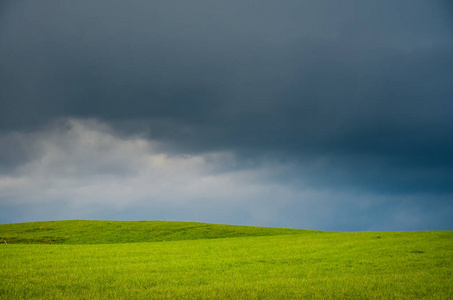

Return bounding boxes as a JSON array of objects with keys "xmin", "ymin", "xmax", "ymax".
[
  {"xmin": 1, "ymin": 220, "xmax": 452, "ymax": 299},
  {"xmin": 0, "ymin": 220, "xmax": 310, "ymax": 244}
]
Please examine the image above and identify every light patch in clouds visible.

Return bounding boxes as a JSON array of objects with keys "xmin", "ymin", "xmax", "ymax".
[
  {"xmin": 0, "ymin": 118, "xmax": 451, "ymax": 231},
  {"xmin": 0, "ymin": 119, "xmax": 308, "ymax": 226},
  {"xmin": 0, "ymin": 119, "xmax": 264, "ymax": 206}
]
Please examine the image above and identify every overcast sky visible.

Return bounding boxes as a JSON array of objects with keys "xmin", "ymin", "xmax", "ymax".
[{"xmin": 1, "ymin": 0, "xmax": 452, "ymax": 231}]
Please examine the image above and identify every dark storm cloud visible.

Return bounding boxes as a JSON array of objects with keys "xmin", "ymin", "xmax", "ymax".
[{"xmin": 0, "ymin": 0, "xmax": 452, "ymax": 228}]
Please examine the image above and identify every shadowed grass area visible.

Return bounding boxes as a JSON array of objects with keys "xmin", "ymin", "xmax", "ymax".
[{"xmin": 0, "ymin": 220, "xmax": 310, "ymax": 244}]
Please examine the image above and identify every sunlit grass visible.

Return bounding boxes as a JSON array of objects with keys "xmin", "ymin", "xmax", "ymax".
[{"xmin": 0, "ymin": 221, "xmax": 452, "ymax": 299}]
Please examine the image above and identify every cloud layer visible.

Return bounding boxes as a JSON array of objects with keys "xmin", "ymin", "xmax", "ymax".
[
  {"xmin": 0, "ymin": 119, "xmax": 451, "ymax": 231},
  {"xmin": 0, "ymin": 0, "xmax": 452, "ymax": 230}
]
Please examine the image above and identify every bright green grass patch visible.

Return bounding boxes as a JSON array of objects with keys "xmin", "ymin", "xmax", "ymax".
[
  {"xmin": 0, "ymin": 228, "xmax": 452, "ymax": 299},
  {"xmin": 0, "ymin": 220, "xmax": 309, "ymax": 244}
]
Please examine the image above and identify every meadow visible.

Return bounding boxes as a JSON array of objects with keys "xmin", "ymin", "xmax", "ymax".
[{"xmin": 0, "ymin": 221, "xmax": 452, "ymax": 299}]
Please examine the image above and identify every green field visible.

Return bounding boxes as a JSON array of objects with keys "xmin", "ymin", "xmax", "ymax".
[{"xmin": 0, "ymin": 221, "xmax": 452, "ymax": 299}]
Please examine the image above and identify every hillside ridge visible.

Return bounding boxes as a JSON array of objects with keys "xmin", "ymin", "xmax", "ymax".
[{"xmin": 0, "ymin": 220, "xmax": 314, "ymax": 244}]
